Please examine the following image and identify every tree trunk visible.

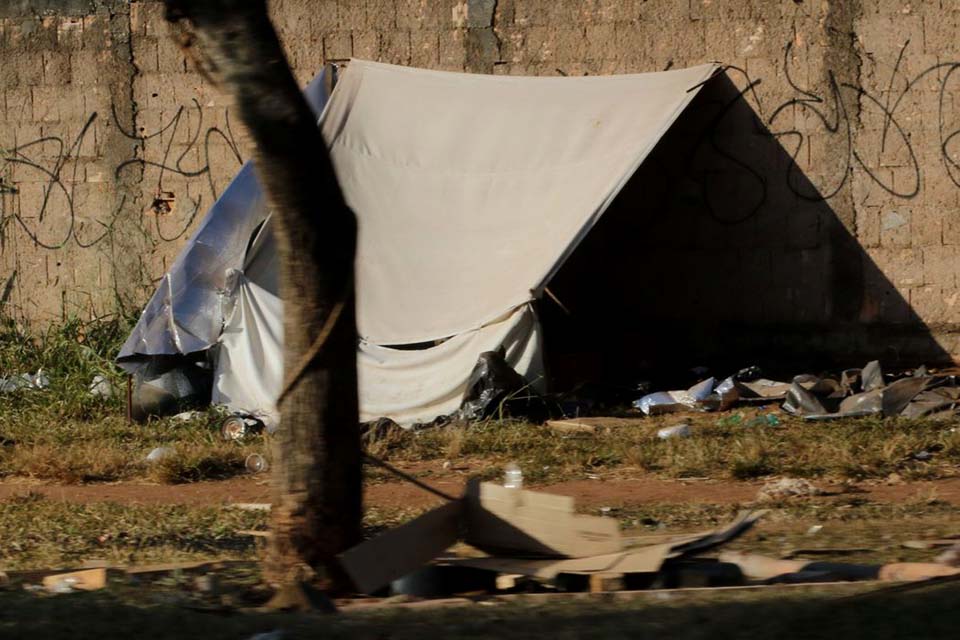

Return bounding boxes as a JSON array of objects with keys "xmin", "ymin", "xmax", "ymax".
[{"xmin": 162, "ymin": 0, "xmax": 362, "ymax": 588}]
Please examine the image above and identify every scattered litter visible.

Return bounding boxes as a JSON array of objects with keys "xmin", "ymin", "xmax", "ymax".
[
  {"xmin": 936, "ymin": 543, "xmax": 960, "ymax": 567},
  {"xmin": 746, "ymin": 413, "xmax": 781, "ymax": 427},
  {"xmin": 246, "ymin": 631, "xmax": 285, "ymax": 640},
  {"xmin": 172, "ymin": 410, "xmax": 203, "ymax": 422},
  {"xmin": 902, "ymin": 538, "xmax": 960, "ymax": 550},
  {"xmin": 783, "ymin": 382, "xmax": 827, "ymax": 416},
  {"xmin": 42, "ymin": 568, "xmax": 108, "ymax": 594},
  {"xmin": 245, "ymin": 453, "xmax": 269, "ymax": 474},
  {"xmin": 717, "ymin": 413, "xmax": 744, "ymax": 427},
  {"xmin": 0, "ymin": 370, "xmax": 49, "ymax": 393},
  {"xmin": 146, "ymin": 446, "xmax": 176, "ymax": 463},
  {"xmin": 502, "ymin": 462, "xmax": 523, "ymax": 489},
  {"xmin": 546, "ymin": 419, "xmax": 598, "ymax": 435},
  {"xmin": 757, "ymin": 478, "xmax": 823, "ymax": 501},
  {"xmin": 128, "ymin": 357, "xmax": 213, "ymax": 422},
  {"xmin": 459, "ymin": 348, "xmax": 546, "ymax": 422},
  {"xmin": 631, "ymin": 359, "xmax": 960, "ymax": 422},
  {"xmin": 634, "ymin": 378, "xmax": 716, "ymax": 415},
  {"xmin": 221, "ymin": 414, "xmax": 265, "ymax": 441},
  {"xmin": 657, "ymin": 423, "xmax": 692, "ymax": 439},
  {"xmin": 88, "ymin": 374, "xmax": 114, "ymax": 399},
  {"xmin": 806, "ymin": 525, "xmax": 824, "ymax": 536},
  {"xmin": 228, "ymin": 503, "xmax": 272, "ymax": 511}
]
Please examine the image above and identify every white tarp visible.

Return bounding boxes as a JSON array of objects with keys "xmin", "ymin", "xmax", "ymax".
[
  {"xmin": 127, "ymin": 59, "xmax": 720, "ymax": 426},
  {"xmin": 213, "ymin": 216, "xmax": 545, "ymax": 426},
  {"xmin": 323, "ymin": 60, "xmax": 719, "ymax": 345}
]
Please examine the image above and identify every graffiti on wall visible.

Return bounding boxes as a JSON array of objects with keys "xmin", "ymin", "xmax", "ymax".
[
  {"xmin": 0, "ymin": 99, "xmax": 243, "ymax": 251},
  {"xmin": 4, "ymin": 39, "xmax": 960, "ymax": 251},
  {"xmin": 656, "ymin": 40, "xmax": 960, "ymax": 225}
]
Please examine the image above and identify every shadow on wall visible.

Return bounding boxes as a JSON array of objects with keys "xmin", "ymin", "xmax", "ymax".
[{"xmin": 542, "ymin": 72, "xmax": 950, "ymax": 389}]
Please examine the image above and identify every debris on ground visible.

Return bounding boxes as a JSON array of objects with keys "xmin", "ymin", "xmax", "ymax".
[
  {"xmin": 338, "ymin": 479, "xmax": 762, "ymax": 595},
  {"xmin": 657, "ymin": 423, "xmax": 692, "ymax": 439},
  {"xmin": 220, "ymin": 414, "xmax": 266, "ymax": 441},
  {"xmin": 0, "ymin": 369, "xmax": 49, "ymax": 393},
  {"xmin": 145, "ymin": 446, "xmax": 176, "ymax": 463},
  {"xmin": 245, "ymin": 453, "xmax": 269, "ymax": 473},
  {"xmin": 545, "ymin": 419, "xmax": 600, "ymax": 435},
  {"xmin": 459, "ymin": 348, "xmax": 547, "ymax": 422},
  {"xmin": 630, "ymin": 360, "xmax": 960, "ymax": 422},
  {"xmin": 718, "ymin": 552, "xmax": 960, "ymax": 583},
  {"xmin": 88, "ymin": 374, "xmax": 114, "ymax": 399},
  {"xmin": 935, "ymin": 542, "xmax": 960, "ymax": 567},
  {"xmin": 42, "ymin": 568, "xmax": 109, "ymax": 594},
  {"xmin": 756, "ymin": 478, "xmax": 824, "ymax": 501}
]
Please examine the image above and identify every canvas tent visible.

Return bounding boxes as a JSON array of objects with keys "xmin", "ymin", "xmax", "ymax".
[{"xmin": 118, "ymin": 59, "xmax": 720, "ymax": 426}]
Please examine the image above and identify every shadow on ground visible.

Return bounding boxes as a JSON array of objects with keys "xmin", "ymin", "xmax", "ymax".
[{"xmin": 2, "ymin": 581, "xmax": 958, "ymax": 639}]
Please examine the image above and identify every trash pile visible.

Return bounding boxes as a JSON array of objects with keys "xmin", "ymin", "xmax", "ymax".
[
  {"xmin": 632, "ymin": 361, "xmax": 960, "ymax": 421},
  {"xmin": 334, "ymin": 475, "xmax": 960, "ymax": 598}
]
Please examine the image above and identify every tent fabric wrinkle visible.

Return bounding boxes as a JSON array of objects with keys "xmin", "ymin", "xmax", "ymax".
[
  {"xmin": 116, "ymin": 69, "xmax": 334, "ymax": 365},
  {"xmin": 118, "ymin": 60, "xmax": 719, "ymax": 426},
  {"xmin": 323, "ymin": 59, "xmax": 719, "ymax": 345}
]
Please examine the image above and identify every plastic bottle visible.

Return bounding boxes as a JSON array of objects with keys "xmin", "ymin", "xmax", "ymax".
[{"xmin": 503, "ymin": 462, "xmax": 523, "ymax": 489}]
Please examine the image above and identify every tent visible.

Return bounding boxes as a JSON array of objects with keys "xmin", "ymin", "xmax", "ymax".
[{"xmin": 118, "ymin": 59, "xmax": 720, "ymax": 426}]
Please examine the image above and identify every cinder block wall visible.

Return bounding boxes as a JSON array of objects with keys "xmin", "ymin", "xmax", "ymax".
[{"xmin": 2, "ymin": 0, "xmax": 959, "ymax": 365}]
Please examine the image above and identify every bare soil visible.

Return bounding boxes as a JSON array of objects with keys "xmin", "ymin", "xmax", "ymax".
[{"xmin": 3, "ymin": 468, "xmax": 960, "ymax": 509}]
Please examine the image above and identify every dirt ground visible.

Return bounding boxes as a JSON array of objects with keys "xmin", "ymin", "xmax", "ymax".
[{"xmin": 3, "ymin": 466, "xmax": 960, "ymax": 509}]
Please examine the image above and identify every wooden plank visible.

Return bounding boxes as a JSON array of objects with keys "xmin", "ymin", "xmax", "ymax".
[
  {"xmin": 42, "ymin": 568, "xmax": 108, "ymax": 592},
  {"xmin": 588, "ymin": 572, "xmax": 625, "ymax": 593},
  {"xmin": 878, "ymin": 563, "xmax": 960, "ymax": 581},
  {"xmin": 339, "ymin": 500, "xmax": 463, "ymax": 595}
]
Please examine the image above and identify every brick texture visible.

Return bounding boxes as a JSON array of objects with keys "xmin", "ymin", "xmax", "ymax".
[{"xmin": 2, "ymin": 0, "xmax": 960, "ymax": 364}]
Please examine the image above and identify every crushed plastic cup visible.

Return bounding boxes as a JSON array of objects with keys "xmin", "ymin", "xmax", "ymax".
[
  {"xmin": 88, "ymin": 375, "xmax": 113, "ymax": 399},
  {"xmin": 503, "ymin": 462, "xmax": 523, "ymax": 489},
  {"xmin": 245, "ymin": 453, "xmax": 269, "ymax": 474},
  {"xmin": 657, "ymin": 423, "xmax": 692, "ymax": 439},
  {"xmin": 146, "ymin": 446, "xmax": 176, "ymax": 463},
  {"xmin": 221, "ymin": 415, "xmax": 265, "ymax": 441}
]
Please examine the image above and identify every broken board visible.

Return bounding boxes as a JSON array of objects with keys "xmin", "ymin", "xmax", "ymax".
[
  {"xmin": 463, "ymin": 479, "xmax": 622, "ymax": 558},
  {"xmin": 339, "ymin": 500, "xmax": 463, "ymax": 594}
]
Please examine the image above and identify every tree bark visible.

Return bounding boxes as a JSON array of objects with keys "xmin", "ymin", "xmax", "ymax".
[{"xmin": 162, "ymin": 0, "xmax": 362, "ymax": 588}]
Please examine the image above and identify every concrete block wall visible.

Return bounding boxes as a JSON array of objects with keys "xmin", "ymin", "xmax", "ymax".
[{"xmin": 2, "ymin": 0, "xmax": 960, "ymax": 365}]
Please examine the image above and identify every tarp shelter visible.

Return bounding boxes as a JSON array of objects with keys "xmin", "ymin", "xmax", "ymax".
[{"xmin": 118, "ymin": 59, "xmax": 720, "ymax": 426}]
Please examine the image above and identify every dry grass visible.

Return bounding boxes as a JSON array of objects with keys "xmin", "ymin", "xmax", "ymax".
[
  {"xmin": 3, "ymin": 315, "xmax": 960, "ymax": 486},
  {"xmin": 0, "ymin": 409, "xmax": 269, "ymax": 483},
  {"xmin": 1, "ymin": 494, "xmax": 960, "ymax": 640},
  {"xmin": 372, "ymin": 411, "xmax": 960, "ymax": 484},
  {"xmin": 3, "ymin": 404, "xmax": 960, "ymax": 485}
]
